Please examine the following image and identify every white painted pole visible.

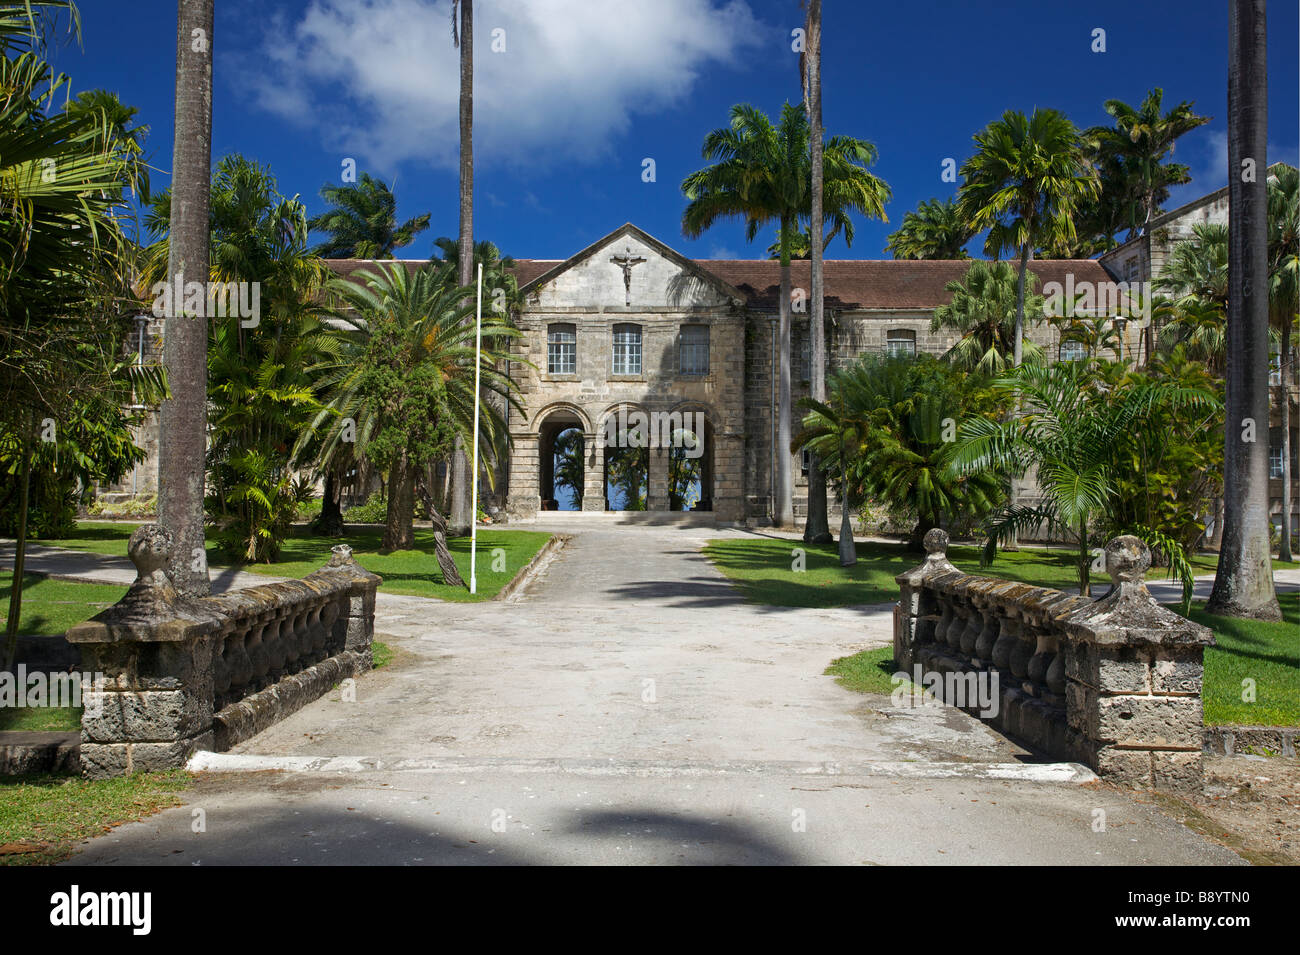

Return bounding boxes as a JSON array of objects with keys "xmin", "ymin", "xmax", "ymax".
[{"xmin": 470, "ymin": 263, "xmax": 483, "ymax": 594}]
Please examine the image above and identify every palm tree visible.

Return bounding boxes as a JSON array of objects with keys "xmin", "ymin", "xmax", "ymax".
[
  {"xmin": 62, "ymin": 88, "xmax": 151, "ymax": 204},
  {"xmin": 1086, "ymin": 89, "xmax": 1211, "ymax": 239},
  {"xmin": 157, "ymin": 0, "xmax": 214, "ymax": 596},
  {"xmin": 1267, "ymin": 164, "xmax": 1299, "ymax": 562},
  {"xmin": 682, "ymin": 101, "xmax": 890, "ymax": 527},
  {"xmin": 796, "ymin": 355, "xmax": 1002, "ymax": 551},
  {"xmin": 885, "ymin": 197, "xmax": 975, "ymax": 259},
  {"xmin": 0, "ymin": 0, "xmax": 148, "ymax": 668},
  {"xmin": 1207, "ymin": 0, "xmax": 1281, "ymax": 620},
  {"xmin": 308, "ymin": 173, "xmax": 431, "ymax": 259},
  {"xmin": 448, "ymin": 0, "xmax": 475, "ymax": 536},
  {"xmin": 949, "ymin": 360, "xmax": 1216, "ymax": 595},
  {"xmin": 148, "ymin": 156, "xmax": 335, "ymax": 563},
  {"xmin": 958, "ymin": 109, "xmax": 1099, "ymax": 370},
  {"xmin": 932, "ymin": 260, "xmax": 1045, "ymax": 373},
  {"xmin": 323, "ymin": 262, "xmax": 520, "ymax": 567},
  {"xmin": 801, "ymin": 0, "xmax": 832, "ymax": 546}
]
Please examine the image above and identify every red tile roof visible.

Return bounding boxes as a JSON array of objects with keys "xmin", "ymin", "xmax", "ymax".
[{"xmin": 323, "ymin": 257, "xmax": 1112, "ymax": 311}]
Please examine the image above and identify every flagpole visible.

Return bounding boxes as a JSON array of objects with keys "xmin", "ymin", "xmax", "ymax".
[{"xmin": 470, "ymin": 263, "xmax": 483, "ymax": 594}]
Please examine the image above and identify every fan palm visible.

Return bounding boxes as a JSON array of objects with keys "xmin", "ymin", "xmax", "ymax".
[
  {"xmin": 682, "ymin": 101, "xmax": 890, "ymax": 527},
  {"xmin": 308, "ymin": 173, "xmax": 431, "ymax": 259},
  {"xmin": 885, "ymin": 197, "xmax": 975, "ymax": 259},
  {"xmin": 932, "ymin": 260, "xmax": 1045, "ymax": 373}
]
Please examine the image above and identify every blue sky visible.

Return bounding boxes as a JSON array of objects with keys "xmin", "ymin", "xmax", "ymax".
[{"xmin": 53, "ymin": 0, "xmax": 1300, "ymax": 262}]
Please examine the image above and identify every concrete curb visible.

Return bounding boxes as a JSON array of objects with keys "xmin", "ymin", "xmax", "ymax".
[
  {"xmin": 185, "ymin": 751, "xmax": 1099, "ymax": 782},
  {"xmin": 494, "ymin": 533, "xmax": 570, "ymax": 602},
  {"xmin": 1203, "ymin": 724, "xmax": 1298, "ymax": 758}
]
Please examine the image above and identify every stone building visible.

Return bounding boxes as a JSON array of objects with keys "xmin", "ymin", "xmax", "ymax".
[
  {"xmin": 102, "ymin": 173, "xmax": 1298, "ymax": 537},
  {"xmin": 487, "ymin": 222, "xmax": 1113, "ymax": 526}
]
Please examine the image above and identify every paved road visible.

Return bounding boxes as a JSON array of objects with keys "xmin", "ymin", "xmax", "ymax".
[{"xmin": 59, "ymin": 524, "xmax": 1245, "ymax": 866}]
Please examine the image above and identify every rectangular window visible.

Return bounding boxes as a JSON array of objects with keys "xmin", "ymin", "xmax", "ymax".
[
  {"xmin": 612, "ymin": 323, "xmax": 642, "ymax": 375},
  {"xmin": 1271, "ymin": 445, "xmax": 1285, "ymax": 480},
  {"xmin": 886, "ymin": 329, "xmax": 916, "ymax": 358},
  {"xmin": 547, "ymin": 323, "xmax": 576, "ymax": 375},
  {"xmin": 797, "ymin": 335, "xmax": 810, "ymax": 380},
  {"xmin": 679, "ymin": 324, "xmax": 709, "ymax": 375},
  {"xmin": 1060, "ymin": 339, "xmax": 1087, "ymax": 362}
]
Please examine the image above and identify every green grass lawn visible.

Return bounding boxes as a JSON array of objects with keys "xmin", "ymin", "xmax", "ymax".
[
  {"xmin": 0, "ymin": 574, "xmax": 126, "ymax": 638},
  {"xmin": 703, "ymin": 536, "xmax": 1289, "ymax": 609},
  {"xmin": 0, "ymin": 705, "xmax": 81, "ymax": 733},
  {"xmin": 32, "ymin": 522, "xmax": 141, "ymax": 557},
  {"xmin": 0, "ymin": 770, "xmax": 188, "ymax": 865},
  {"xmin": 1187, "ymin": 593, "xmax": 1300, "ymax": 727},
  {"xmin": 238, "ymin": 526, "xmax": 552, "ymax": 601},
  {"xmin": 30, "ymin": 522, "xmax": 552, "ymax": 602}
]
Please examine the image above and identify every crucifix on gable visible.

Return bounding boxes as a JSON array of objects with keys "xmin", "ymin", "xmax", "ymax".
[{"xmin": 610, "ymin": 247, "xmax": 646, "ymax": 306}]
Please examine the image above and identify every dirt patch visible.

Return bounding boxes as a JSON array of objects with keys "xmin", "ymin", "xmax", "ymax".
[{"xmin": 1139, "ymin": 754, "xmax": 1300, "ymax": 865}]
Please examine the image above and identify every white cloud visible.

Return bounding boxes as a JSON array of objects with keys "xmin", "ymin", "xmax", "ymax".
[{"xmin": 242, "ymin": 0, "xmax": 763, "ymax": 172}]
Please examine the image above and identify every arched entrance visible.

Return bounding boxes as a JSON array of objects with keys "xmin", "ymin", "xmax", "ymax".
[
  {"xmin": 537, "ymin": 409, "xmax": 587, "ymax": 511},
  {"xmin": 668, "ymin": 413, "xmax": 714, "ymax": 511},
  {"xmin": 601, "ymin": 404, "xmax": 649, "ymax": 511}
]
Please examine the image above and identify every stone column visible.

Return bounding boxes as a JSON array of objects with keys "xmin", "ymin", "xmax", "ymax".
[
  {"xmin": 1061, "ymin": 536, "xmax": 1215, "ymax": 789},
  {"xmin": 507, "ymin": 433, "xmax": 541, "ymax": 519},
  {"xmin": 582, "ymin": 432, "xmax": 606, "ymax": 511},
  {"xmin": 646, "ymin": 444, "xmax": 670, "ymax": 511},
  {"xmin": 325, "ymin": 544, "xmax": 382, "ymax": 669},
  {"xmin": 67, "ymin": 525, "xmax": 221, "ymax": 778},
  {"xmin": 893, "ymin": 528, "xmax": 957, "ymax": 672}
]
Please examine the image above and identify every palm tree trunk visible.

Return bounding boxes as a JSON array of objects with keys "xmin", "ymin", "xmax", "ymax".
[
  {"xmin": 383, "ymin": 453, "xmax": 416, "ymax": 551},
  {"xmin": 776, "ymin": 215, "xmax": 794, "ymax": 528},
  {"xmin": 1207, "ymin": 0, "xmax": 1282, "ymax": 620},
  {"xmin": 2, "ymin": 426, "xmax": 33, "ymax": 672},
  {"xmin": 1280, "ymin": 318, "xmax": 1294, "ymax": 561},
  {"xmin": 159, "ymin": 0, "xmax": 214, "ymax": 595},
  {"xmin": 1004, "ymin": 240, "xmax": 1032, "ymax": 549},
  {"xmin": 837, "ymin": 422, "xmax": 856, "ymax": 566},
  {"xmin": 449, "ymin": 0, "xmax": 475, "ymax": 536},
  {"xmin": 429, "ymin": 504, "xmax": 466, "ymax": 588},
  {"xmin": 314, "ymin": 466, "xmax": 345, "ymax": 537},
  {"xmin": 802, "ymin": 0, "xmax": 832, "ymax": 546}
]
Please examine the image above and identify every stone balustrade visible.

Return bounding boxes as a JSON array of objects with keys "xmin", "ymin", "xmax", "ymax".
[
  {"xmin": 893, "ymin": 529, "xmax": 1214, "ymax": 789},
  {"xmin": 66, "ymin": 525, "xmax": 381, "ymax": 778}
]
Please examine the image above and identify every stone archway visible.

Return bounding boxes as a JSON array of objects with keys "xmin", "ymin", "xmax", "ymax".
[
  {"xmin": 665, "ymin": 411, "xmax": 714, "ymax": 512},
  {"xmin": 537, "ymin": 409, "xmax": 587, "ymax": 511}
]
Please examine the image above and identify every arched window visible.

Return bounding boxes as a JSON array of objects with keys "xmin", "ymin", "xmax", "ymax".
[
  {"xmin": 612, "ymin": 323, "xmax": 642, "ymax": 375},
  {"xmin": 547, "ymin": 323, "xmax": 576, "ymax": 374},
  {"xmin": 885, "ymin": 328, "xmax": 916, "ymax": 358},
  {"xmin": 679, "ymin": 324, "xmax": 709, "ymax": 375}
]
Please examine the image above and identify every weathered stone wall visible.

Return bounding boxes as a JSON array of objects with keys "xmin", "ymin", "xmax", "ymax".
[
  {"xmin": 893, "ymin": 530, "xmax": 1214, "ymax": 789},
  {"xmin": 508, "ymin": 232, "xmax": 748, "ymax": 522},
  {"xmin": 66, "ymin": 525, "xmax": 380, "ymax": 778}
]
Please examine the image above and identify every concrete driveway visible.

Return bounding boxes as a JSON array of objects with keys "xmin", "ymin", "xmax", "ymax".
[{"xmin": 64, "ymin": 524, "xmax": 1245, "ymax": 865}]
